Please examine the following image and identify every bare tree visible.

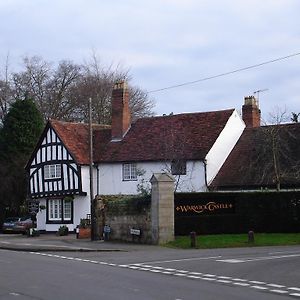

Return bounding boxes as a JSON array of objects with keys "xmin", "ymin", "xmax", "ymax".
[
  {"xmin": 0, "ymin": 53, "xmax": 14, "ymax": 123},
  {"xmin": 11, "ymin": 55, "xmax": 155, "ymax": 123},
  {"xmin": 246, "ymin": 108, "xmax": 300, "ymax": 191},
  {"xmin": 12, "ymin": 56, "xmax": 81, "ymax": 121},
  {"xmin": 128, "ymin": 86, "xmax": 155, "ymax": 121}
]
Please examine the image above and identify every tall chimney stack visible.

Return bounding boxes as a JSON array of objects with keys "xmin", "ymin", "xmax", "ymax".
[
  {"xmin": 111, "ymin": 81, "xmax": 131, "ymax": 140},
  {"xmin": 242, "ymin": 96, "xmax": 261, "ymax": 127}
]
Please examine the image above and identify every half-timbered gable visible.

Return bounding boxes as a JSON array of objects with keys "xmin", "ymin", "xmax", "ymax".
[{"xmin": 26, "ymin": 122, "xmax": 85, "ymax": 199}]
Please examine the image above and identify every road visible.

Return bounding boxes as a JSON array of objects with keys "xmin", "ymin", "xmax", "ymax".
[{"xmin": 0, "ymin": 245, "xmax": 300, "ymax": 299}]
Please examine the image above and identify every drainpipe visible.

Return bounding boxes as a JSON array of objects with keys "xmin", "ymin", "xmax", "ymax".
[
  {"xmin": 95, "ymin": 164, "xmax": 100, "ymax": 195},
  {"xmin": 203, "ymin": 159, "xmax": 208, "ymax": 191}
]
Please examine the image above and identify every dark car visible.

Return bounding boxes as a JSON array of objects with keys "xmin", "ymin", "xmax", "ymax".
[
  {"xmin": 13, "ymin": 217, "xmax": 34, "ymax": 234},
  {"xmin": 2, "ymin": 217, "xmax": 20, "ymax": 233}
]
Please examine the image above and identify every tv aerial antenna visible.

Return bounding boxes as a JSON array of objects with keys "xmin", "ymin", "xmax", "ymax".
[{"xmin": 253, "ymin": 88, "xmax": 269, "ymax": 106}]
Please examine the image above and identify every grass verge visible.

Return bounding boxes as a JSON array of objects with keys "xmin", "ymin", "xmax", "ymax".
[{"xmin": 165, "ymin": 233, "xmax": 300, "ymax": 249}]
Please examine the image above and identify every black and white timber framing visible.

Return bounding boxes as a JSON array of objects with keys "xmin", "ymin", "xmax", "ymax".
[{"xmin": 27, "ymin": 125, "xmax": 84, "ymax": 199}]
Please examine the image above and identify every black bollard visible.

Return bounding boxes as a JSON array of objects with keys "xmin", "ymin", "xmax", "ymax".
[
  {"xmin": 248, "ymin": 230, "xmax": 254, "ymax": 243},
  {"xmin": 190, "ymin": 231, "xmax": 197, "ymax": 248}
]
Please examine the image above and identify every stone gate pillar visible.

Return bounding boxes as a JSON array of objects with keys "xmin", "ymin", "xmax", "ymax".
[{"xmin": 150, "ymin": 173, "xmax": 175, "ymax": 245}]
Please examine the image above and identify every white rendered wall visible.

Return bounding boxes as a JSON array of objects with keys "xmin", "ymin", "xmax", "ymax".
[
  {"xmin": 36, "ymin": 166, "xmax": 91, "ymax": 232},
  {"xmin": 73, "ymin": 166, "xmax": 91, "ymax": 226},
  {"xmin": 205, "ymin": 109, "xmax": 245, "ymax": 185},
  {"xmin": 36, "ymin": 199, "xmax": 46, "ymax": 230},
  {"xmin": 98, "ymin": 160, "xmax": 206, "ymax": 195}
]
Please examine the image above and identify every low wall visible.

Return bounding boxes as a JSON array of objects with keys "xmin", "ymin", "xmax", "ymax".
[{"xmin": 96, "ymin": 195, "xmax": 152, "ymax": 243}]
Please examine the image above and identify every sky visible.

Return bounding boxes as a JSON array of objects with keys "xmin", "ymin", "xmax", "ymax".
[{"xmin": 0, "ymin": 0, "xmax": 299, "ymax": 122}]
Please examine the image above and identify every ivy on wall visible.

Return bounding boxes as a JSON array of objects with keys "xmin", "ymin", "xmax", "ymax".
[{"xmin": 97, "ymin": 194, "xmax": 151, "ymax": 216}]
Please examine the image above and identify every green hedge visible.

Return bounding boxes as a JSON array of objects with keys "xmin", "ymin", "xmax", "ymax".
[{"xmin": 175, "ymin": 191, "xmax": 300, "ymax": 235}]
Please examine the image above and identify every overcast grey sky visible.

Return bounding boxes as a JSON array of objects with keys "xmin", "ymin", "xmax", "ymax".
[{"xmin": 0, "ymin": 0, "xmax": 299, "ymax": 121}]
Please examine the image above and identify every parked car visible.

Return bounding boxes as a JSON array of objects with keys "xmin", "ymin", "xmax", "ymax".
[
  {"xmin": 13, "ymin": 217, "xmax": 34, "ymax": 234},
  {"xmin": 2, "ymin": 217, "xmax": 20, "ymax": 233}
]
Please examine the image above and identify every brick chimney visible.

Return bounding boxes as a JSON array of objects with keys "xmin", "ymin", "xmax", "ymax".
[
  {"xmin": 111, "ymin": 81, "xmax": 131, "ymax": 140},
  {"xmin": 242, "ymin": 96, "xmax": 261, "ymax": 127}
]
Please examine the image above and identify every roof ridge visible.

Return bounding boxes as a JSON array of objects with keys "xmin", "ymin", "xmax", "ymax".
[{"xmin": 137, "ymin": 108, "xmax": 235, "ymax": 121}]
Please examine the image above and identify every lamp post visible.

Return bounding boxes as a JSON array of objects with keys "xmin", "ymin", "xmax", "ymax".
[{"xmin": 89, "ymin": 98, "xmax": 96, "ymax": 241}]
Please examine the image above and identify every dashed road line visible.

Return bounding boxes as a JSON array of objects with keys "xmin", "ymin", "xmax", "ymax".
[
  {"xmin": 138, "ymin": 256, "xmax": 222, "ymax": 264},
  {"xmin": 217, "ymin": 253, "xmax": 300, "ymax": 263},
  {"xmin": 268, "ymin": 283, "xmax": 286, "ymax": 288},
  {"xmin": 270, "ymin": 289, "xmax": 289, "ymax": 294},
  {"xmin": 289, "ymin": 288, "xmax": 300, "ymax": 292},
  {"xmin": 28, "ymin": 251, "xmax": 300, "ymax": 298},
  {"xmin": 290, "ymin": 293, "xmax": 300, "ymax": 297}
]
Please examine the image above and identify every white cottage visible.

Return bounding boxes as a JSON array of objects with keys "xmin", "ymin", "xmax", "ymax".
[{"xmin": 26, "ymin": 81, "xmax": 247, "ymax": 232}]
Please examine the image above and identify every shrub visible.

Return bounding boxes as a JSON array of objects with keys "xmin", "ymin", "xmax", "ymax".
[{"xmin": 57, "ymin": 225, "xmax": 69, "ymax": 236}]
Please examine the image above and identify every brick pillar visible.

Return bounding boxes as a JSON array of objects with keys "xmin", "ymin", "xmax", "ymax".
[{"xmin": 150, "ymin": 173, "xmax": 175, "ymax": 245}]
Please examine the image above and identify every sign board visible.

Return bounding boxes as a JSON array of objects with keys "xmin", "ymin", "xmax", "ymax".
[
  {"xmin": 175, "ymin": 197, "xmax": 235, "ymax": 216},
  {"xmin": 28, "ymin": 200, "xmax": 39, "ymax": 214},
  {"xmin": 130, "ymin": 228, "xmax": 141, "ymax": 236}
]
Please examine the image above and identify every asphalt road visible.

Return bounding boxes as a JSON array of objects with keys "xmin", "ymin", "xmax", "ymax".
[{"xmin": 0, "ymin": 245, "xmax": 300, "ymax": 299}]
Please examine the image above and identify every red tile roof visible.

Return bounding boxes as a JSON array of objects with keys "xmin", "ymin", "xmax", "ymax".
[
  {"xmin": 50, "ymin": 109, "xmax": 234, "ymax": 164},
  {"xmin": 211, "ymin": 123, "xmax": 300, "ymax": 190},
  {"xmin": 50, "ymin": 120, "xmax": 110, "ymax": 165},
  {"xmin": 94, "ymin": 109, "xmax": 235, "ymax": 162}
]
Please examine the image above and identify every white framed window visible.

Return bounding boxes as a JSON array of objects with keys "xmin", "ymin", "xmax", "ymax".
[
  {"xmin": 63, "ymin": 201, "xmax": 72, "ymax": 220},
  {"xmin": 49, "ymin": 199, "xmax": 62, "ymax": 220},
  {"xmin": 122, "ymin": 163, "xmax": 137, "ymax": 181},
  {"xmin": 48, "ymin": 198, "xmax": 72, "ymax": 223},
  {"xmin": 44, "ymin": 164, "xmax": 61, "ymax": 179}
]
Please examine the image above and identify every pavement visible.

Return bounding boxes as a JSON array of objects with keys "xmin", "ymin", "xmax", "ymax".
[{"xmin": 0, "ymin": 233, "xmax": 155, "ymax": 252}]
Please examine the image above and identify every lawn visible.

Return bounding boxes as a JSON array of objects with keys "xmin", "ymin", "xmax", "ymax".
[{"xmin": 165, "ymin": 233, "xmax": 300, "ymax": 249}]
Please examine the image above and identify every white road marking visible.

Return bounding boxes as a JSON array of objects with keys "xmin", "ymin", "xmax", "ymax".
[
  {"xmin": 251, "ymin": 285, "xmax": 268, "ymax": 290},
  {"xmin": 203, "ymin": 274, "xmax": 216, "ymax": 277},
  {"xmin": 216, "ymin": 259, "xmax": 243, "ymax": 263},
  {"xmin": 189, "ymin": 272, "xmax": 203, "ymax": 275},
  {"xmin": 290, "ymin": 293, "xmax": 300, "ymax": 297},
  {"xmin": 139, "ymin": 256, "xmax": 221, "ymax": 265},
  {"xmin": 201, "ymin": 277, "xmax": 216, "ymax": 281},
  {"xmin": 218, "ymin": 276, "xmax": 232, "ymax": 280},
  {"xmin": 232, "ymin": 278, "xmax": 248, "ymax": 282},
  {"xmin": 217, "ymin": 280, "xmax": 231, "ymax": 284},
  {"xmin": 270, "ymin": 289, "xmax": 289, "ymax": 294},
  {"xmin": 249, "ymin": 280, "xmax": 266, "ymax": 285},
  {"xmin": 218, "ymin": 253, "xmax": 300, "ymax": 263},
  {"xmin": 234, "ymin": 282, "xmax": 250, "ymax": 287},
  {"xmin": 27, "ymin": 251, "xmax": 300, "ymax": 299},
  {"xmin": 267, "ymin": 283, "xmax": 286, "ymax": 288},
  {"xmin": 177, "ymin": 270, "xmax": 189, "ymax": 273}
]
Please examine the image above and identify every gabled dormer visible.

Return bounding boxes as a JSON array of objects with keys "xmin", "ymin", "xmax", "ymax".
[{"xmin": 26, "ymin": 120, "xmax": 86, "ymax": 199}]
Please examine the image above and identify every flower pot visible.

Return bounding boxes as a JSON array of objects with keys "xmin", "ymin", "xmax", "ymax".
[{"xmin": 78, "ymin": 227, "xmax": 91, "ymax": 239}]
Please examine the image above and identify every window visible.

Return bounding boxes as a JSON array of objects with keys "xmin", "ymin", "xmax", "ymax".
[
  {"xmin": 122, "ymin": 163, "xmax": 137, "ymax": 181},
  {"xmin": 44, "ymin": 164, "xmax": 61, "ymax": 179},
  {"xmin": 47, "ymin": 199, "xmax": 72, "ymax": 223},
  {"xmin": 171, "ymin": 160, "xmax": 187, "ymax": 175}
]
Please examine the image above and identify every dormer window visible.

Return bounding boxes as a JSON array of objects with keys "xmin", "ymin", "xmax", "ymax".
[{"xmin": 44, "ymin": 164, "xmax": 61, "ymax": 179}]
